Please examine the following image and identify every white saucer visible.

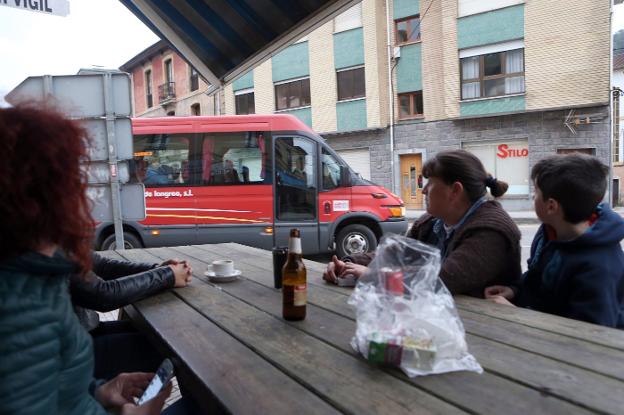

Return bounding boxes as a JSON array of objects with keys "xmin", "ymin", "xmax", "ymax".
[{"xmin": 204, "ymin": 269, "xmax": 242, "ymax": 282}]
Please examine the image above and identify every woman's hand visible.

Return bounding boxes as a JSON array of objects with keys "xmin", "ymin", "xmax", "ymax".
[
  {"xmin": 160, "ymin": 258, "xmax": 182, "ymax": 266},
  {"xmin": 170, "ymin": 261, "xmax": 193, "ymax": 288},
  {"xmin": 484, "ymin": 285, "xmax": 515, "ymax": 300},
  {"xmin": 95, "ymin": 372, "xmax": 153, "ymax": 409},
  {"xmin": 120, "ymin": 382, "xmax": 172, "ymax": 415},
  {"xmin": 342, "ymin": 262, "xmax": 368, "ymax": 279},
  {"xmin": 323, "ymin": 255, "xmax": 346, "ymax": 284}
]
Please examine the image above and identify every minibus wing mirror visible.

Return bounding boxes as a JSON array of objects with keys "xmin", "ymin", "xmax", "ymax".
[{"xmin": 340, "ymin": 166, "xmax": 352, "ymax": 187}]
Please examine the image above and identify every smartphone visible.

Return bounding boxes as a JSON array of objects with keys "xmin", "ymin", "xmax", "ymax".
[{"xmin": 137, "ymin": 358, "xmax": 174, "ymax": 405}]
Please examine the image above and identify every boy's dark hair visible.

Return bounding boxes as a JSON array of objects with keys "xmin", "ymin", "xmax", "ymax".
[
  {"xmin": 531, "ymin": 154, "xmax": 608, "ymax": 224},
  {"xmin": 422, "ymin": 150, "xmax": 509, "ymax": 203}
]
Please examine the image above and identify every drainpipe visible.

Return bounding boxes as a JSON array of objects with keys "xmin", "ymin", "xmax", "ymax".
[
  {"xmin": 385, "ymin": 0, "xmax": 396, "ymax": 193},
  {"xmin": 609, "ymin": 0, "xmax": 614, "ymax": 205},
  {"xmin": 215, "ymin": 87, "xmax": 222, "ymax": 115}
]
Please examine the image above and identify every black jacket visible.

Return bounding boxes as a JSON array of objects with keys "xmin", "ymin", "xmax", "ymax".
[{"xmin": 70, "ymin": 253, "xmax": 175, "ymax": 331}]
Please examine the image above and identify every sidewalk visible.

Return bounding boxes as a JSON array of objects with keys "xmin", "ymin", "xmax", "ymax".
[{"xmin": 406, "ymin": 206, "xmax": 624, "ymax": 225}]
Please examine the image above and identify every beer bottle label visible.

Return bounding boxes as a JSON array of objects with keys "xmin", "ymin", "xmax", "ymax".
[
  {"xmin": 288, "ymin": 237, "xmax": 302, "ymax": 254},
  {"xmin": 294, "ymin": 284, "xmax": 306, "ymax": 306}
]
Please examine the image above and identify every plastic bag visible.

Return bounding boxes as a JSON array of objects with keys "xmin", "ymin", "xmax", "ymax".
[{"xmin": 348, "ymin": 234, "xmax": 483, "ymax": 377}]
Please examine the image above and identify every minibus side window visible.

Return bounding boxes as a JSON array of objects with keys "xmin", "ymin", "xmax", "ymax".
[
  {"xmin": 275, "ymin": 137, "xmax": 317, "ymax": 220},
  {"xmin": 321, "ymin": 148, "xmax": 342, "ymax": 191},
  {"xmin": 201, "ymin": 132, "xmax": 269, "ymax": 185},
  {"xmin": 131, "ymin": 134, "xmax": 192, "ymax": 187}
]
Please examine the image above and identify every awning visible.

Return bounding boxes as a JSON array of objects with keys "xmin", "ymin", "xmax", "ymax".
[{"xmin": 120, "ymin": 0, "xmax": 362, "ymax": 93}]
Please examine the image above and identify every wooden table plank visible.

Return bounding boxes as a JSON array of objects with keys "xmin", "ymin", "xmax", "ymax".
[
  {"xmin": 125, "ymin": 291, "xmax": 340, "ymax": 415},
  {"xmin": 460, "ymin": 309, "xmax": 624, "ymax": 381},
  {"xmin": 171, "ymin": 244, "xmax": 355, "ymax": 317},
  {"xmin": 137, "ymin": 246, "xmax": 597, "ymax": 415},
  {"xmin": 456, "ymin": 297, "xmax": 624, "ymax": 351}
]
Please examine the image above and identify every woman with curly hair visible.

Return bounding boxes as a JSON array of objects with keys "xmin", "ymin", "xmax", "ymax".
[{"xmin": 0, "ymin": 105, "xmax": 170, "ymax": 414}]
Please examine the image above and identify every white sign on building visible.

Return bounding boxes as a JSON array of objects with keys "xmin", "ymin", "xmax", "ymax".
[
  {"xmin": 463, "ymin": 139, "xmax": 530, "ymax": 196},
  {"xmin": 0, "ymin": 0, "xmax": 69, "ymax": 17}
]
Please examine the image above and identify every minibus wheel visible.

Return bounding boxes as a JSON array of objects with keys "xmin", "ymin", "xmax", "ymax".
[
  {"xmin": 335, "ymin": 224, "xmax": 377, "ymax": 258},
  {"xmin": 100, "ymin": 232, "xmax": 143, "ymax": 251}
]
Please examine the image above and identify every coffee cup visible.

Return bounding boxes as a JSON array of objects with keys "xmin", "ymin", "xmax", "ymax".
[{"xmin": 208, "ymin": 259, "xmax": 235, "ymax": 276}]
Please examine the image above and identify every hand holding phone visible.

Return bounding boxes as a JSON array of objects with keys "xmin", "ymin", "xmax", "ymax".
[{"xmin": 137, "ymin": 358, "xmax": 175, "ymax": 405}]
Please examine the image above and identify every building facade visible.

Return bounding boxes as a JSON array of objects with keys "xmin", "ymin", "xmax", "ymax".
[
  {"xmin": 120, "ymin": 41, "xmax": 216, "ymax": 117},
  {"xmin": 221, "ymin": 0, "xmax": 611, "ymax": 209},
  {"xmin": 122, "ymin": 0, "xmax": 612, "ymax": 210}
]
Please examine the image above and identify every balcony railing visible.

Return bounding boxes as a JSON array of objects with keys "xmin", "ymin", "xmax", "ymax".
[{"xmin": 158, "ymin": 82, "xmax": 176, "ymax": 104}]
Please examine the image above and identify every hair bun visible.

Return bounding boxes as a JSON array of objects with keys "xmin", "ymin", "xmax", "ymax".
[
  {"xmin": 485, "ymin": 175, "xmax": 509, "ymax": 198},
  {"xmin": 485, "ymin": 176, "xmax": 498, "ymax": 188}
]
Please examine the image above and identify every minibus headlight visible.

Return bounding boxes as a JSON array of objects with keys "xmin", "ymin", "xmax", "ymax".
[{"xmin": 387, "ymin": 206, "xmax": 405, "ymax": 217}]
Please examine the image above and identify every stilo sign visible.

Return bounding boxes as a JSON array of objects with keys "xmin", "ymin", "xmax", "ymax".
[
  {"xmin": 1, "ymin": 0, "xmax": 69, "ymax": 17},
  {"xmin": 496, "ymin": 144, "xmax": 528, "ymax": 159}
]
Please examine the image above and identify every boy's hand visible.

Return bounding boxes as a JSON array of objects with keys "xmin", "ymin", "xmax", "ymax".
[
  {"xmin": 487, "ymin": 295, "xmax": 516, "ymax": 307},
  {"xmin": 484, "ymin": 285, "xmax": 515, "ymax": 300}
]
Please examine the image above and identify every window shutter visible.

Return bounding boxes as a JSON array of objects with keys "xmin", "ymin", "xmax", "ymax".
[{"xmin": 334, "ymin": 4, "xmax": 362, "ymax": 33}]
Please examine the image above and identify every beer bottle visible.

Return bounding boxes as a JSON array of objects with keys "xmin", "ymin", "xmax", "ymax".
[{"xmin": 282, "ymin": 228, "xmax": 306, "ymax": 320}]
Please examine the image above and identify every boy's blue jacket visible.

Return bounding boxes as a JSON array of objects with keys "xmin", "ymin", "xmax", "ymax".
[{"xmin": 516, "ymin": 204, "xmax": 624, "ymax": 328}]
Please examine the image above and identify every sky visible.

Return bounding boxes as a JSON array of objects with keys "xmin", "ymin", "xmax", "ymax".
[
  {"xmin": 0, "ymin": 0, "xmax": 158, "ymax": 105},
  {"xmin": 2, "ymin": 1, "xmax": 624, "ymax": 106}
]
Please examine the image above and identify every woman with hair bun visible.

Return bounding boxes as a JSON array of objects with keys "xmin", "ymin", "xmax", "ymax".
[{"xmin": 324, "ymin": 150, "xmax": 522, "ymax": 296}]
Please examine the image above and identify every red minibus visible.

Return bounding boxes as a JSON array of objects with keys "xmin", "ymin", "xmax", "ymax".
[{"xmin": 94, "ymin": 114, "xmax": 407, "ymax": 256}]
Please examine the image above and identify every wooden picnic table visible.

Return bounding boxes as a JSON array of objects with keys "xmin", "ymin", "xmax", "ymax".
[{"xmin": 101, "ymin": 243, "xmax": 624, "ymax": 415}]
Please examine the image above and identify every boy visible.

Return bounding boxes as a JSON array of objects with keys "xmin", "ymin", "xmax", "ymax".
[{"xmin": 485, "ymin": 154, "xmax": 624, "ymax": 328}]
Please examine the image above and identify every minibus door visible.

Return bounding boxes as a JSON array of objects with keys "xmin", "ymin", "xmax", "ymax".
[{"xmin": 273, "ymin": 136, "xmax": 320, "ymax": 253}]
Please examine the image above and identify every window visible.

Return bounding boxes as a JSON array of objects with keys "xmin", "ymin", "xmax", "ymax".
[
  {"xmin": 463, "ymin": 140, "xmax": 529, "ymax": 195},
  {"xmin": 131, "ymin": 134, "xmax": 192, "ymax": 187},
  {"xmin": 556, "ymin": 148, "xmax": 596, "ymax": 155},
  {"xmin": 322, "ymin": 148, "xmax": 342, "ymax": 190},
  {"xmin": 334, "ymin": 3, "xmax": 362, "ymax": 32},
  {"xmin": 235, "ymin": 90, "xmax": 255, "ymax": 115},
  {"xmin": 275, "ymin": 136, "xmax": 316, "ymax": 220},
  {"xmin": 395, "ymin": 15, "xmax": 420, "ymax": 45},
  {"xmin": 191, "ymin": 103, "xmax": 200, "ymax": 116},
  {"xmin": 275, "ymin": 78, "xmax": 310, "ymax": 111},
  {"xmin": 200, "ymin": 132, "xmax": 269, "ymax": 186},
  {"xmin": 164, "ymin": 59, "xmax": 173, "ymax": 84},
  {"xmin": 190, "ymin": 67, "xmax": 199, "ymax": 91},
  {"xmin": 461, "ymin": 49, "xmax": 525, "ymax": 99},
  {"xmin": 145, "ymin": 70, "xmax": 153, "ymax": 108},
  {"xmin": 459, "ymin": 0, "xmax": 524, "ymax": 17},
  {"xmin": 398, "ymin": 91, "xmax": 423, "ymax": 119},
  {"xmin": 337, "ymin": 67, "xmax": 365, "ymax": 101}
]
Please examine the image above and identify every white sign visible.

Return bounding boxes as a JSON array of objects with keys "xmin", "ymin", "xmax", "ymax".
[
  {"xmin": 333, "ymin": 200, "xmax": 350, "ymax": 212},
  {"xmin": 1, "ymin": 0, "xmax": 69, "ymax": 17}
]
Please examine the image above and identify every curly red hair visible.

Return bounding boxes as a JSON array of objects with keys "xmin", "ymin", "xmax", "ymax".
[{"xmin": 0, "ymin": 105, "xmax": 94, "ymax": 273}]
